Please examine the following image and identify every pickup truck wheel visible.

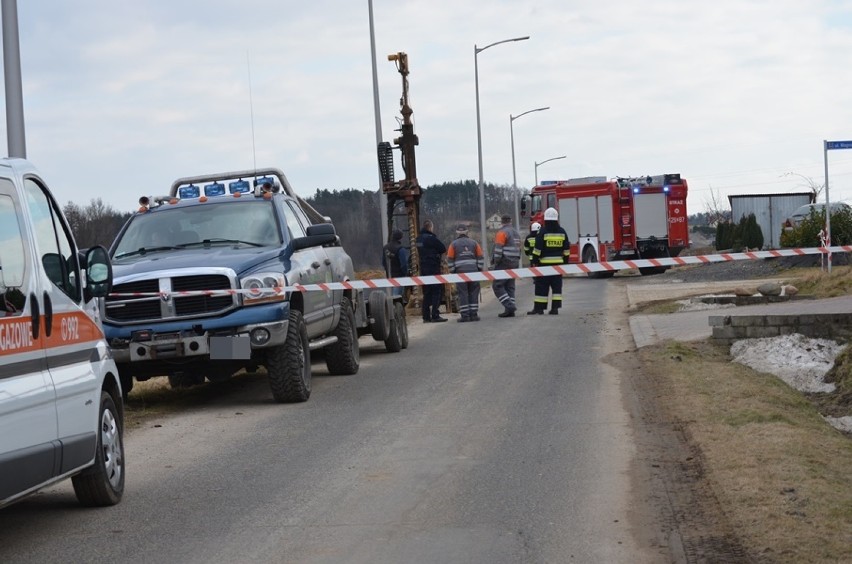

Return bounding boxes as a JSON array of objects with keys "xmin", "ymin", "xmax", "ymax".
[
  {"xmin": 325, "ymin": 297, "xmax": 360, "ymax": 375},
  {"xmin": 119, "ymin": 372, "xmax": 133, "ymax": 401},
  {"xmin": 267, "ymin": 309, "xmax": 311, "ymax": 403},
  {"xmin": 71, "ymin": 391, "xmax": 125, "ymax": 506}
]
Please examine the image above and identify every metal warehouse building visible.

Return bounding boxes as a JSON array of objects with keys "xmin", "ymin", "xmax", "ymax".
[{"xmin": 728, "ymin": 192, "xmax": 814, "ymax": 249}]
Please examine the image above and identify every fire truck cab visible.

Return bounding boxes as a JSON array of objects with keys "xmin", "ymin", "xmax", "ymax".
[{"xmin": 524, "ymin": 174, "xmax": 689, "ymax": 276}]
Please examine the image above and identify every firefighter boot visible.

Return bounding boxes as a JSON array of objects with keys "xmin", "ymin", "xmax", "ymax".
[
  {"xmin": 527, "ymin": 305, "xmax": 545, "ymax": 315},
  {"xmin": 548, "ymin": 307, "xmax": 559, "ymax": 315}
]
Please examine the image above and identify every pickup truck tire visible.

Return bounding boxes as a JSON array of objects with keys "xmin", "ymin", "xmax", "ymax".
[
  {"xmin": 168, "ymin": 371, "xmax": 205, "ymax": 389},
  {"xmin": 369, "ymin": 291, "xmax": 391, "ymax": 341},
  {"xmin": 325, "ymin": 297, "xmax": 360, "ymax": 375},
  {"xmin": 71, "ymin": 391, "xmax": 125, "ymax": 506},
  {"xmin": 267, "ymin": 309, "xmax": 311, "ymax": 403}
]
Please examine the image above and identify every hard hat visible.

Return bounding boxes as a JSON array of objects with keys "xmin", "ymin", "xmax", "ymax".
[
  {"xmin": 455, "ymin": 223, "xmax": 469, "ymax": 235},
  {"xmin": 544, "ymin": 207, "xmax": 558, "ymax": 221},
  {"xmin": 531, "ymin": 221, "xmax": 541, "ymax": 231}
]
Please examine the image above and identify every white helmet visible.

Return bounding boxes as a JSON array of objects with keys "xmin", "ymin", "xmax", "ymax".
[
  {"xmin": 544, "ymin": 207, "xmax": 558, "ymax": 221},
  {"xmin": 531, "ymin": 221, "xmax": 541, "ymax": 231}
]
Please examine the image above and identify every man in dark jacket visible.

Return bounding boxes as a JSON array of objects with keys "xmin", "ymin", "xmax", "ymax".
[
  {"xmin": 382, "ymin": 229, "xmax": 409, "ymax": 299},
  {"xmin": 416, "ymin": 219, "xmax": 448, "ymax": 322}
]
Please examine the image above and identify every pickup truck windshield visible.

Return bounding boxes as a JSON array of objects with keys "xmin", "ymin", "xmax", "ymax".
[{"xmin": 112, "ymin": 200, "xmax": 283, "ymax": 257}]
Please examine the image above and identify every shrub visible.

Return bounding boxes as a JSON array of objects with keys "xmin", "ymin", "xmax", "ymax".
[{"xmin": 780, "ymin": 207, "xmax": 852, "ymax": 248}]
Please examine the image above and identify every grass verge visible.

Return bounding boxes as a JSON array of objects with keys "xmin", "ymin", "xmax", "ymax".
[{"xmin": 639, "ymin": 340, "xmax": 852, "ymax": 563}]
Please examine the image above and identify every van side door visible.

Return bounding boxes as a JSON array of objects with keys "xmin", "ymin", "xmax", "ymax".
[
  {"xmin": 21, "ymin": 176, "xmax": 103, "ymax": 473},
  {"xmin": 0, "ymin": 177, "xmax": 58, "ymax": 501}
]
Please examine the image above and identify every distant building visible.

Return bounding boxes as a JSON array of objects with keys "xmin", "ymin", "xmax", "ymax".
[
  {"xmin": 486, "ymin": 213, "xmax": 503, "ymax": 230},
  {"xmin": 728, "ymin": 192, "xmax": 814, "ymax": 249}
]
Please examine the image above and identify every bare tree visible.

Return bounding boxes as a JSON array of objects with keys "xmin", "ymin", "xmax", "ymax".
[
  {"xmin": 783, "ymin": 172, "xmax": 824, "ymax": 201},
  {"xmin": 704, "ymin": 186, "xmax": 730, "ymax": 225}
]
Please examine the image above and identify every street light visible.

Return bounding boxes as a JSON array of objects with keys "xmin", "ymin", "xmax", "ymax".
[
  {"xmin": 510, "ymin": 106, "xmax": 549, "ymax": 229},
  {"xmin": 534, "ymin": 155, "xmax": 567, "ymax": 186},
  {"xmin": 475, "ymin": 35, "xmax": 529, "ymax": 262}
]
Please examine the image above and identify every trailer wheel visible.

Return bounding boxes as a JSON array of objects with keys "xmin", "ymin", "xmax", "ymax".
[
  {"xmin": 267, "ymin": 310, "xmax": 311, "ymax": 403},
  {"xmin": 369, "ymin": 291, "xmax": 391, "ymax": 341},
  {"xmin": 384, "ymin": 301, "xmax": 407, "ymax": 353},
  {"xmin": 325, "ymin": 297, "xmax": 360, "ymax": 375}
]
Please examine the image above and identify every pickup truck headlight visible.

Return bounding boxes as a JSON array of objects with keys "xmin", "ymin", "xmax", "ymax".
[{"xmin": 242, "ymin": 272, "xmax": 287, "ymax": 305}]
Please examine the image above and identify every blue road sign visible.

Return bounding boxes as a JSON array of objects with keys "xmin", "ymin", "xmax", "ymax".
[{"xmin": 826, "ymin": 140, "xmax": 852, "ymax": 150}]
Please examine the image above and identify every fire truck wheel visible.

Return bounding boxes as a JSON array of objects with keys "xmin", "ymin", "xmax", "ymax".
[
  {"xmin": 267, "ymin": 309, "xmax": 311, "ymax": 403},
  {"xmin": 582, "ymin": 246, "xmax": 613, "ymax": 279},
  {"xmin": 639, "ymin": 266, "xmax": 668, "ymax": 276},
  {"xmin": 325, "ymin": 297, "xmax": 361, "ymax": 375}
]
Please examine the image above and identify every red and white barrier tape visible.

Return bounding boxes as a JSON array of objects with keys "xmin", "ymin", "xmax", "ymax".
[{"xmin": 109, "ymin": 245, "xmax": 851, "ymax": 298}]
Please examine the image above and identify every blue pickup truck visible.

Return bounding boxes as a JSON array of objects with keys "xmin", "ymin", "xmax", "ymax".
[{"xmin": 103, "ymin": 168, "xmax": 406, "ymax": 403}]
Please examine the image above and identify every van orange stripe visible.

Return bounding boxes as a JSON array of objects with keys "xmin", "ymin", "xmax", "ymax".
[{"xmin": 0, "ymin": 311, "xmax": 104, "ymax": 356}]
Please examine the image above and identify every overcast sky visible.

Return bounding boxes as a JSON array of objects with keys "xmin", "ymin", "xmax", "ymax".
[{"xmin": 4, "ymin": 0, "xmax": 852, "ymax": 218}]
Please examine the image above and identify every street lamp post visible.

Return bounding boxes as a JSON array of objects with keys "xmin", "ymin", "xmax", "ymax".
[
  {"xmin": 510, "ymin": 106, "xmax": 549, "ymax": 229},
  {"xmin": 534, "ymin": 155, "xmax": 567, "ymax": 186},
  {"xmin": 475, "ymin": 35, "xmax": 529, "ymax": 263}
]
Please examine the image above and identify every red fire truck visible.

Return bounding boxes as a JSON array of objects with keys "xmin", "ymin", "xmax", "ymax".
[{"xmin": 522, "ymin": 174, "xmax": 689, "ymax": 277}]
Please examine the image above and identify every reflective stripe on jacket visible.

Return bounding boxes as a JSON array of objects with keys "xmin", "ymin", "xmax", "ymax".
[
  {"xmin": 523, "ymin": 232, "xmax": 538, "ymax": 261},
  {"xmin": 531, "ymin": 226, "xmax": 570, "ymax": 265},
  {"xmin": 492, "ymin": 225, "xmax": 521, "ymax": 268},
  {"xmin": 447, "ymin": 236, "xmax": 484, "ymax": 273}
]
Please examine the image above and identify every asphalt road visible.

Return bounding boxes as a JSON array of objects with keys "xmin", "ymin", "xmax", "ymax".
[{"xmin": 0, "ymin": 278, "xmax": 666, "ymax": 564}]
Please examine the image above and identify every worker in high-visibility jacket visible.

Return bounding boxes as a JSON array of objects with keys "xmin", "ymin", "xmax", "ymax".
[
  {"xmin": 491, "ymin": 214, "xmax": 522, "ymax": 318},
  {"xmin": 529, "ymin": 207, "xmax": 570, "ymax": 315},
  {"xmin": 447, "ymin": 223, "xmax": 485, "ymax": 322}
]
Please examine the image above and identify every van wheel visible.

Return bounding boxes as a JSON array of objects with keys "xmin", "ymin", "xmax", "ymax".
[
  {"xmin": 72, "ymin": 391, "xmax": 125, "ymax": 506},
  {"xmin": 267, "ymin": 310, "xmax": 311, "ymax": 403},
  {"xmin": 325, "ymin": 297, "xmax": 360, "ymax": 375}
]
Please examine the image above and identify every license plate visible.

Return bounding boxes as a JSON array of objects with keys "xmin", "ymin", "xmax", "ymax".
[{"xmin": 209, "ymin": 335, "xmax": 251, "ymax": 360}]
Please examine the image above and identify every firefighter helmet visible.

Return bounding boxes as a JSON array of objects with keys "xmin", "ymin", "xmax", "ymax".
[
  {"xmin": 544, "ymin": 207, "xmax": 558, "ymax": 221},
  {"xmin": 531, "ymin": 221, "xmax": 541, "ymax": 231}
]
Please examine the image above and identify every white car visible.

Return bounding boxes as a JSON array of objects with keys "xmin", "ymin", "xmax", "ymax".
[
  {"xmin": 0, "ymin": 158, "xmax": 124, "ymax": 509},
  {"xmin": 787, "ymin": 202, "xmax": 852, "ymax": 228}
]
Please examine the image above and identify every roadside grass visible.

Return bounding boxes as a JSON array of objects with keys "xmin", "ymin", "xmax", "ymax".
[{"xmin": 639, "ymin": 340, "xmax": 852, "ymax": 562}]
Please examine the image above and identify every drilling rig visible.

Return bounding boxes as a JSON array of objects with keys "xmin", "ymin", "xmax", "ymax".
[
  {"xmin": 378, "ymin": 52, "xmax": 457, "ymax": 313},
  {"xmin": 378, "ymin": 52, "xmax": 421, "ymax": 276}
]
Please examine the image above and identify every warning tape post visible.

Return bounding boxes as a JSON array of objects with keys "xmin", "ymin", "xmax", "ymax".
[{"xmin": 108, "ymin": 246, "xmax": 852, "ymax": 298}]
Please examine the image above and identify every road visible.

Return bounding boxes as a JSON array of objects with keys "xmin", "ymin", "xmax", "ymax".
[{"xmin": 0, "ymin": 278, "xmax": 668, "ymax": 563}]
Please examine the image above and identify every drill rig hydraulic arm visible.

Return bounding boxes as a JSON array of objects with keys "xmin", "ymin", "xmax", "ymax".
[{"xmin": 378, "ymin": 51, "xmax": 421, "ymax": 276}]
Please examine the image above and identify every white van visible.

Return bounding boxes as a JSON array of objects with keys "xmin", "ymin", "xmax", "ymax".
[{"xmin": 0, "ymin": 158, "xmax": 124, "ymax": 508}]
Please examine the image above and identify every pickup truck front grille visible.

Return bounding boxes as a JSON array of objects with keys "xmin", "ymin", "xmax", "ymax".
[{"xmin": 106, "ymin": 273, "xmax": 237, "ymax": 323}]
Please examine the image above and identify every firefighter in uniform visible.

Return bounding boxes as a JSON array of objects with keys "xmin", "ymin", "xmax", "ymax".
[
  {"xmin": 523, "ymin": 221, "xmax": 541, "ymax": 263},
  {"xmin": 491, "ymin": 214, "xmax": 522, "ymax": 318},
  {"xmin": 529, "ymin": 207, "xmax": 570, "ymax": 315},
  {"xmin": 446, "ymin": 223, "xmax": 485, "ymax": 322}
]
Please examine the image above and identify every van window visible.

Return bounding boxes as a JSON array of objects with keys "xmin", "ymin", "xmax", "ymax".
[
  {"xmin": 22, "ymin": 178, "xmax": 81, "ymax": 302},
  {"xmin": 0, "ymin": 188, "xmax": 27, "ymax": 317}
]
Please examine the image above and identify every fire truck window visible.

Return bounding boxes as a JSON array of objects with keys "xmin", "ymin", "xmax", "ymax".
[
  {"xmin": 547, "ymin": 193, "xmax": 557, "ymax": 210},
  {"xmin": 22, "ymin": 178, "xmax": 82, "ymax": 302}
]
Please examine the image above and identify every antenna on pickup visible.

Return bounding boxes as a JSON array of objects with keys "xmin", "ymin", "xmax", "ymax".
[{"xmin": 246, "ymin": 50, "xmax": 257, "ymax": 175}]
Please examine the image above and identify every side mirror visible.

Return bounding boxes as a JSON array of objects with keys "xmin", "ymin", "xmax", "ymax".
[
  {"xmin": 85, "ymin": 245, "xmax": 113, "ymax": 300},
  {"xmin": 520, "ymin": 196, "xmax": 529, "ymax": 217},
  {"xmin": 292, "ymin": 223, "xmax": 337, "ymax": 251}
]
